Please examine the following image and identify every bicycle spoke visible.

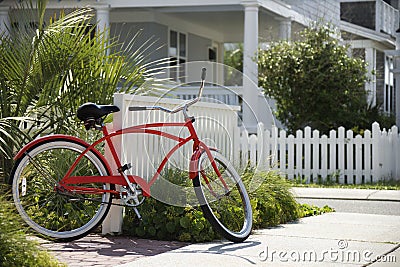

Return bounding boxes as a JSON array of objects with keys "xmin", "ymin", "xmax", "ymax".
[
  {"xmin": 193, "ymin": 151, "xmax": 252, "ymax": 242},
  {"xmin": 24, "ymin": 153, "xmax": 59, "ymax": 186},
  {"xmin": 12, "ymin": 140, "xmax": 112, "ymax": 241},
  {"xmin": 59, "ymin": 195, "xmax": 87, "ymax": 229}
]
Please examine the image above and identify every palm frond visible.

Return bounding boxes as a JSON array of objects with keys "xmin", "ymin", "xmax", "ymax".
[{"xmin": 0, "ymin": 0, "xmax": 171, "ymax": 181}]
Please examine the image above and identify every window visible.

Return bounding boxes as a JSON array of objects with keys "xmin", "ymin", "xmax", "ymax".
[
  {"xmin": 384, "ymin": 55, "xmax": 395, "ymax": 113},
  {"xmin": 169, "ymin": 30, "xmax": 187, "ymax": 82},
  {"xmin": 208, "ymin": 46, "xmax": 217, "ymax": 62}
]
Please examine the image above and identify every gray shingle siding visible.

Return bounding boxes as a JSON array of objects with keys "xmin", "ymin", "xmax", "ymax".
[
  {"xmin": 282, "ymin": 0, "xmax": 340, "ymax": 25},
  {"xmin": 340, "ymin": 1, "xmax": 376, "ymax": 30}
]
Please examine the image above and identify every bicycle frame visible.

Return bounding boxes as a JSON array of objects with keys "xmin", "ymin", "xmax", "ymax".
[
  {"xmin": 56, "ymin": 116, "xmax": 224, "ymax": 198},
  {"xmin": 14, "ymin": 68, "xmax": 227, "ymax": 200}
]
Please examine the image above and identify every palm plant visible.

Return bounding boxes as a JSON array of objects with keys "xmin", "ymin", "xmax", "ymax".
[{"xmin": 0, "ymin": 0, "xmax": 167, "ymax": 182}]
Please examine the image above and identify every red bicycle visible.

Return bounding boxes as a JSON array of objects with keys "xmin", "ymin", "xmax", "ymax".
[{"xmin": 10, "ymin": 69, "xmax": 252, "ymax": 243}]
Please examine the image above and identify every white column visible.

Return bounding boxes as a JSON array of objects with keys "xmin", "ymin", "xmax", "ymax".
[
  {"xmin": 0, "ymin": 6, "xmax": 10, "ymax": 36},
  {"xmin": 96, "ymin": 5, "xmax": 111, "ymax": 55},
  {"xmin": 395, "ymin": 32, "xmax": 400, "ymax": 126},
  {"xmin": 365, "ymin": 47, "xmax": 376, "ymax": 107},
  {"xmin": 242, "ymin": 1, "xmax": 259, "ymax": 133},
  {"xmin": 276, "ymin": 17, "xmax": 292, "ymax": 41},
  {"xmin": 96, "ymin": 5, "xmax": 110, "ymax": 33},
  {"xmin": 102, "ymin": 94, "xmax": 124, "ymax": 235}
]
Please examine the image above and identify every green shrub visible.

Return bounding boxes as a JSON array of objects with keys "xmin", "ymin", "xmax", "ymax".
[
  {"xmin": 243, "ymin": 170, "xmax": 301, "ymax": 228},
  {"xmin": 0, "ymin": 186, "xmax": 64, "ymax": 267},
  {"xmin": 290, "ymin": 175, "xmax": 400, "ymax": 190},
  {"xmin": 298, "ymin": 204, "xmax": 335, "ymax": 217},
  {"xmin": 123, "ymin": 169, "xmax": 218, "ymax": 242},
  {"xmin": 123, "ymin": 198, "xmax": 218, "ymax": 242},
  {"xmin": 123, "ymin": 169, "xmax": 321, "ymax": 242}
]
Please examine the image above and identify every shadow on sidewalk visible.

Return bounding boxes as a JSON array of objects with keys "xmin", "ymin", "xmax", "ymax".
[{"xmin": 40, "ymin": 234, "xmax": 188, "ymax": 267}]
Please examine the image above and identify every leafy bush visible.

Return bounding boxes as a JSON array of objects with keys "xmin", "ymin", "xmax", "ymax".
[
  {"xmin": 258, "ymin": 23, "xmax": 392, "ymax": 135},
  {"xmin": 243, "ymin": 170, "xmax": 300, "ymax": 229},
  {"xmin": 123, "ymin": 169, "xmax": 329, "ymax": 242},
  {"xmin": 123, "ymin": 169, "xmax": 218, "ymax": 242},
  {"xmin": 298, "ymin": 204, "xmax": 335, "ymax": 217},
  {"xmin": 0, "ymin": 186, "xmax": 64, "ymax": 267},
  {"xmin": 123, "ymin": 198, "xmax": 218, "ymax": 242}
]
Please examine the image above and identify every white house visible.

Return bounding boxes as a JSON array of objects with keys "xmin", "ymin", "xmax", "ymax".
[
  {"xmin": 0, "ymin": 0, "xmax": 398, "ymax": 130},
  {"xmin": 340, "ymin": 0, "xmax": 399, "ymax": 123}
]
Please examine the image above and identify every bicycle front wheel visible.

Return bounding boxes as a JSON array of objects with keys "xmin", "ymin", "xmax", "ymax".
[
  {"xmin": 193, "ymin": 150, "xmax": 252, "ymax": 242},
  {"xmin": 10, "ymin": 138, "xmax": 112, "ymax": 241}
]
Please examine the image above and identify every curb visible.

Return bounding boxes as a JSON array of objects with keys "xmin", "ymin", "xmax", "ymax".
[
  {"xmin": 291, "ymin": 187, "xmax": 400, "ymax": 202},
  {"xmin": 294, "ymin": 196, "xmax": 400, "ymax": 202}
]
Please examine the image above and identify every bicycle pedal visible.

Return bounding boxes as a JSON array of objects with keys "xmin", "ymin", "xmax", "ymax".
[
  {"xmin": 118, "ymin": 163, "xmax": 132, "ymax": 173},
  {"xmin": 132, "ymin": 218, "xmax": 141, "ymax": 226}
]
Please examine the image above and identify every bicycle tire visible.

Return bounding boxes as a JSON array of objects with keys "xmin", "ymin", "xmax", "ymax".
[
  {"xmin": 10, "ymin": 138, "xmax": 112, "ymax": 241},
  {"xmin": 192, "ymin": 150, "xmax": 252, "ymax": 242}
]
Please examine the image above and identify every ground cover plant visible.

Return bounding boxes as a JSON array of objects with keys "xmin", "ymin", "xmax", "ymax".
[
  {"xmin": 0, "ymin": 186, "xmax": 65, "ymax": 267},
  {"xmin": 123, "ymin": 169, "xmax": 333, "ymax": 242},
  {"xmin": 291, "ymin": 176, "xmax": 400, "ymax": 190}
]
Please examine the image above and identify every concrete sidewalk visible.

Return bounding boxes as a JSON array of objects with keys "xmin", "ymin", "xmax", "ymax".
[
  {"xmin": 44, "ymin": 187, "xmax": 400, "ymax": 266},
  {"xmin": 119, "ymin": 212, "xmax": 400, "ymax": 267},
  {"xmin": 118, "ymin": 188, "xmax": 400, "ymax": 267}
]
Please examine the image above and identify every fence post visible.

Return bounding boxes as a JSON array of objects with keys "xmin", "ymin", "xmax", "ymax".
[
  {"xmin": 346, "ymin": 129, "xmax": 354, "ymax": 184},
  {"xmin": 233, "ymin": 122, "xmax": 241, "ymax": 166},
  {"xmin": 337, "ymin": 127, "xmax": 345, "ymax": 183},
  {"xmin": 240, "ymin": 128, "xmax": 249, "ymax": 168},
  {"xmin": 354, "ymin": 135, "xmax": 362, "ymax": 184},
  {"xmin": 295, "ymin": 129, "xmax": 303, "ymax": 179},
  {"xmin": 249, "ymin": 134, "xmax": 258, "ymax": 167},
  {"xmin": 389, "ymin": 126, "xmax": 396, "ymax": 179},
  {"xmin": 372, "ymin": 122, "xmax": 382, "ymax": 182},
  {"xmin": 393, "ymin": 126, "xmax": 400, "ymax": 180},
  {"xmin": 271, "ymin": 126, "xmax": 279, "ymax": 170},
  {"xmin": 311, "ymin": 129, "xmax": 320, "ymax": 182},
  {"xmin": 257, "ymin": 123, "xmax": 266, "ymax": 170},
  {"xmin": 304, "ymin": 127, "xmax": 311, "ymax": 182},
  {"xmin": 102, "ymin": 94, "xmax": 124, "ymax": 235},
  {"xmin": 287, "ymin": 134, "xmax": 295, "ymax": 179},
  {"xmin": 381, "ymin": 128, "xmax": 389, "ymax": 180},
  {"xmin": 329, "ymin": 129, "xmax": 337, "ymax": 180},
  {"xmin": 264, "ymin": 128, "xmax": 271, "ymax": 168},
  {"xmin": 320, "ymin": 134, "xmax": 328, "ymax": 180},
  {"xmin": 364, "ymin": 130, "xmax": 372, "ymax": 183},
  {"xmin": 279, "ymin": 129, "xmax": 287, "ymax": 176}
]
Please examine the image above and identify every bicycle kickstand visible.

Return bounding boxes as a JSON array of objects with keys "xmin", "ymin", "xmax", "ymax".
[{"xmin": 132, "ymin": 207, "xmax": 142, "ymax": 221}]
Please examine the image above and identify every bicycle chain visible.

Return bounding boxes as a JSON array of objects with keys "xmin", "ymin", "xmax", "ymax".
[{"xmin": 57, "ymin": 190, "xmax": 143, "ymax": 207}]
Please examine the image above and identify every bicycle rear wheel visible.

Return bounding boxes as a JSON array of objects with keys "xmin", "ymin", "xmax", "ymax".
[
  {"xmin": 192, "ymin": 150, "xmax": 252, "ymax": 242},
  {"xmin": 10, "ymin": 138, "xmax": 112, "ymax": 241}
]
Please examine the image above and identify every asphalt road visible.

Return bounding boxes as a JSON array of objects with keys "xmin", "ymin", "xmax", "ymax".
[{"xmin": 296, "ymin": 198, "xmax": 400, "ymax": 216}]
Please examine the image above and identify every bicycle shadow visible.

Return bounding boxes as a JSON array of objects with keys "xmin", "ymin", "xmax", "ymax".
[
  {"xmin": 169, "ymin": 240, "xmax": 262, "ymax": 265},
  {"xmin": 40, "ymin": 234, "xmax": 189, "ymax": 266}
]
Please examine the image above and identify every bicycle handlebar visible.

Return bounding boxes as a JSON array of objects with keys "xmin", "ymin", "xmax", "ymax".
[
  {"xmin": 201, "ymin": 67, "xmax": 206, "ymax": 80},
  {"xmin": 128, "ymin": 68, "xmax": 207, "ymax": 114}
]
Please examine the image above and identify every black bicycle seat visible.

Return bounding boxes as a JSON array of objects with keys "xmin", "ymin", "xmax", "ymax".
[{"xmin": 76, "ymin": 103, "xmax": 120, "ymax": 121}]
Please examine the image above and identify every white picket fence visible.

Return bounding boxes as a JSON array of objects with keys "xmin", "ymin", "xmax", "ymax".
[
  {"xmin": 110, "ymin": 94, "xmax": 400, "ymax": 184},
  {"xmin": 240, "ymin": 122, "xmax": 400, "ymax": 184},
  {"xmin": 103, "ymin": 93, "xmax": 241, "ymax": 234},
  {"xmin": 112, "ymin": 93, "xmax": 241, "ymax": 180},
  {"xmin": 104, "ymin": 95, "xmax": 400, "ymax": 233}
]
